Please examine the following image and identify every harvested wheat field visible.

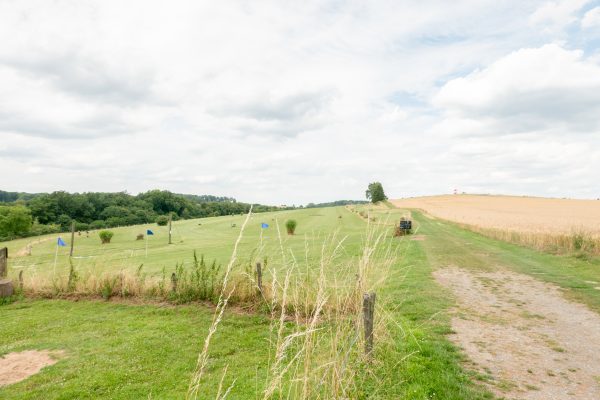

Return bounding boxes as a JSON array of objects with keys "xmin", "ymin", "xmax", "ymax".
[
  {"xmin": 391, "ymin": 195, "xmax": 600, "ymax": 234},
  {"xmin": 392, "ymin": 195, "xmax": 600, "ymax": 254}
]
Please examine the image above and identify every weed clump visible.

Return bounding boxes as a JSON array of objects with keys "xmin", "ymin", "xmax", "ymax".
[{"xmin": 169, "ymin": 252, "xmax": 222, "ymax": 303}]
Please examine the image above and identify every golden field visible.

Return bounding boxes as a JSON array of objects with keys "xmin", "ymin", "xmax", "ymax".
[{"xmin": 391, "ymin": 195, "xmax": 600, "ymax": 254}]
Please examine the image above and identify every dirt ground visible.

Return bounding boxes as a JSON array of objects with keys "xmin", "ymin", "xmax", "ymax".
[
  {"xmin": 0, "ymin": 350, "xmax": 63, "ymax": 386},
  {"xmin": 434, "ymin": 267, "xmax": 600, "ymax": 400}
]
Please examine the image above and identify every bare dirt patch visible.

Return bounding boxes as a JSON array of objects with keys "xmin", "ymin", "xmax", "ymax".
[
  {"xmin": 410, "ymin": 234, "xmax": 426, "ymax": 241},
  {"xmin": 0, "ymin": 350, "xmax": 64, "ymax": 386},
  {"xmin": 434, "ymin": 267, "xmax": 600, "ymax": 399}
]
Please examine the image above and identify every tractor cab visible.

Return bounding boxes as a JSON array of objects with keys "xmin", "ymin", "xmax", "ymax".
[{"xmin": 394, "ymin": 218, "xmax": 413, "ymax": 236}]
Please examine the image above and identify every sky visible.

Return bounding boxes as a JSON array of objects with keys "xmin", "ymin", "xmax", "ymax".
[{"xmin": 1, "ymin": 0, "xmax": 599, "ymax": 205}]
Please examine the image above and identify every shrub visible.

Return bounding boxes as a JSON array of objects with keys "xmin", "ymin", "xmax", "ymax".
[
  {"xmin": 285, "ymin": 219, "xmax": 297, "ymax": 235},
  {"xmin": 74, "ymin": 222, "xmax": 90, "ymax": 231},
  {"xmin": 56, "ymin": 214, "xmax": 72, "ymax": 231},
  {"xmin": 169, "ymin": 252, "xmax": 222, "ymax": 303},
  {"xmin": 67, "ymin": 260, "xmax": 79, "ymax": 292},
  {"xmin": 30, "ymin": 222, "xmax": 60, "ymax": 236},
  {"xmin": 100, "ymin": 276, "xmax": 118, "ymax": 300},
  {"xmin": 572, "ymin": 232, "xmax": 585, "ymax": 251},
  {"xmin": 90, "ymin": 220, "xmax": 106, "ymax": 230},
  {"xmin": 99, "ymin": 230, "xmax": 114, "ymax": 244},
  {"xmin": 106, "ymin": 217, "xmax": 125, "ymax": 227},
  {"xmin": 156, "ymin": 215, "xmax": 169, "ymax": 226}
]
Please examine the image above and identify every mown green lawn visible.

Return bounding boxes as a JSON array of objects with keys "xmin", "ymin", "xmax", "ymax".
[{"xmin": 0, "ymin": 300, "xmax": 269, "ymax": 399}]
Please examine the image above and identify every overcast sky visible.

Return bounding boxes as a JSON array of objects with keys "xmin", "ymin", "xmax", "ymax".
[{"xmin": 1, "ymin": 1, "xmax": 599, "ymax": 205}]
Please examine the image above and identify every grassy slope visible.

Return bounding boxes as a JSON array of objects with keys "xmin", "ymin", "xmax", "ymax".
[
  {"xmin": 1, "ymin": 207, "xmax": 363, "ymax": 280},
  {"xmin": 0, "ymin": 205, "xmax": 495, "ymax": 399}
]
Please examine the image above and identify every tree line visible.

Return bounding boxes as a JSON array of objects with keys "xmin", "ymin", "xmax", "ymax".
[
  {"xmin": 305, "ymin": 200, "xmax": 369, "ymax": 208},
  {"xmin": 0, "ymin": 190, "xmax": 284, "ymax": 241}
]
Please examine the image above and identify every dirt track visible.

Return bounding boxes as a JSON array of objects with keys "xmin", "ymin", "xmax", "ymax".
[{"xmin": 435, "ymin": 267, "xmax": 600, "ymax": 399}]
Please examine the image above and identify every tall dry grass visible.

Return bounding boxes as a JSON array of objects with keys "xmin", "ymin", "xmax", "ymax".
[
  {"xmin": 185, "ymin": 211, "xmax": 401, "ymax": 399},
  {"xmin": 391, "ymin": 195, "xmax": 600, "ymax": 256},
  {"xmin": 455, "ymin": 222, "xmax": 600, "ymax": 256}
]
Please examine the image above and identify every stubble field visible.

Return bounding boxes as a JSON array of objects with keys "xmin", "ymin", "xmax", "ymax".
[{"xmin": 391, "ymin": 195, "xmax": 600, "ymax": 254}]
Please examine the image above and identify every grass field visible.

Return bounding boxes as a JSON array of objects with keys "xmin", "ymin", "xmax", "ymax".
[
  {"xmin": 1, "ymin": 207, "xmax": 361, "ymax": 280},
  {"xmin": 4, "ymin": 203, "xmax": 600, "ymax": 398},
  {"xmin": 1, "ymin": 205, "xmax": 496, "ymax": 399}
]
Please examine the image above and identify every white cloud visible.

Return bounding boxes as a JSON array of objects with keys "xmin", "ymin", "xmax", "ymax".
[
  {"xmin": 529, "ymin": 0, "xmax": 590, "ymax": 32},
  {"xmin": 0, "ymin": 1, "xmax": 599, "ymax": 203},
  {"xmin": 433, "ymin": 44, "xmax": 600, "ymax": 134},
  {"xmin": 582, "ymin": 6, "xmax": 600, "ymax": 28}
]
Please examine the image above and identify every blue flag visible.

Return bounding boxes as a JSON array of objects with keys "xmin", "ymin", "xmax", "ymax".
[
  {"xmin": 261, "ymin": 223, "xmax": 269, "ymax": 229},
  {"xmin": 57, "ymin": 237, "xmax": 66, "ymax": 247},
  {"xmin": 146, "ymin": 229, "xmax": 154, "ymax": 235}
]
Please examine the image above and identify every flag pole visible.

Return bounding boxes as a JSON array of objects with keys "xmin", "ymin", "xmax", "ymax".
[
  {"xmin": 145, "ymin": 231, "xmax": 148, "ymax": 257},
  {"xmin": 260, "ymin": 227, "xmax": 263, "ymax": 247},
  {"xmin": 53, "ymin": 240, "xmax": 59, "ymax": 278}
]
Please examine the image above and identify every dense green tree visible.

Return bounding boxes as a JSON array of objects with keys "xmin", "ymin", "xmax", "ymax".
[
  {"xmin": 0, "ymin": 189, "xmax": 288, "ymax": 239},
  {"xmin": 28, "ymin": 194, "xmax": 58, "ymax": 224},
  {"xmin": 305, "ymin": 200, "xmax": 368, "ymax": 208},
  {"xmin": 56, "ymin": 214, "xmax": 73, "ymax": 230},
  {"xmin": 0, "ymin": 206, "xmax": 33, "ymax": 239},
  {"xmin": 365, "ymin": 182, "xmax": 387, "ymax": 203}
]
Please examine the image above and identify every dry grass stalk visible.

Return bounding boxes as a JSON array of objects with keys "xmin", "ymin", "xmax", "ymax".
[{"xmin": 186, "ymin": 206, "xmax": 254, "ymax": 400}]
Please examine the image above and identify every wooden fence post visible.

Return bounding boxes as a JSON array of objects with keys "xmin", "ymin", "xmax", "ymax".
[
  {"xmin": 256, "ymin": 262, "xmax": 263, "ymax": 294},
  {"xmin": 0, "ymin": 247, "xmax": 13, "ymax": 297},
  {"xmin": 363, "ymin": 292, "xmax": 376, "ymax": 357},
  {"xmin": 168, "ymin": 215, "xmax": 172, "ymax": 245},
  {"xmin": 171, "ymin": 272, "xmax": 178, "ymax": 292},
  {"xmin": 69, "ymin": 221, "xmax": 75, "ymax": 257},
  {"xmin": 0, "ymin": 247, "xmax": 7, "ymax": 278},
  {"xmin": 18, "ymin": 270, "xmax": 23, "ymax": 290}
]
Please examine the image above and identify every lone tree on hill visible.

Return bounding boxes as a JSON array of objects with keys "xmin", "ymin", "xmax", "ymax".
[{"xmin": 366, "ymin": 182, "xmax": 387, "ymax": 203}]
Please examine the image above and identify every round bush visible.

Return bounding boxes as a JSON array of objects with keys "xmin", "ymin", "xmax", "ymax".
[
  {"xmin": 156, "ymin": 215, "xmax": 169, "ymax": 226},
  {"xmin": 99, "ymin": 230, "xmax": 114, "ymax": 244},
  {"xmin": 285, "ymin": 219, "xmax": 297, "ymax": 235}
]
